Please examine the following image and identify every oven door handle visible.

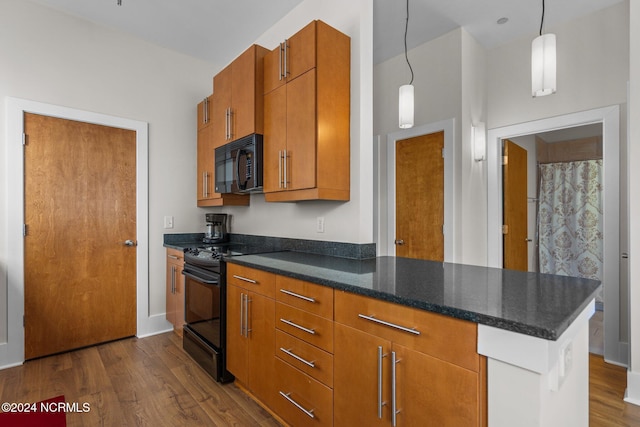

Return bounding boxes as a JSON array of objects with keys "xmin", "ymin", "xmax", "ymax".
[{"xmin": 182, "ymin": 270, "xmax": 219, "ymax": 285}]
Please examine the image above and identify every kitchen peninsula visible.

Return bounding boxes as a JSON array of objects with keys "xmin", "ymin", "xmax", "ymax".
[{"xmin": 225, "ymin": 250, "xmax": 600, "ymax": 427}]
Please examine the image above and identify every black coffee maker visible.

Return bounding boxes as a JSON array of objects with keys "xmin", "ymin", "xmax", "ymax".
[{"xmin": 204, "ymin": 213, "xmax": 229, "ymax": 244}]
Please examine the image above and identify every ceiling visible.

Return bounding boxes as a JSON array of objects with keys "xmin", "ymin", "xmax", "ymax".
[{"xmin": 29, "ymin": 0, "xmax": 623, "ymax": 66}]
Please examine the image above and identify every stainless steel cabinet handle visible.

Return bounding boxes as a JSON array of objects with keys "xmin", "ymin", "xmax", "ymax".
[
  {"xmin": 233, "ymin": 275, "xmax": 257, "ymax": 284},
  {"xmin": 392, "ymin": 351, "xmax": 399, "ymax": 427},
  {"xmin": 167, "ymin": 255, "xmax": 179, "ymax": 260},
  {"xmin": 280, "ymin": 318, "xmax": 315, "ymax": 335},
  {"xmin": 279, "ymin": 391, "xmax": 315, "ymax": 419},
  {"xmin": 358, "ymin": 314, "xmax": 420, "ymax": 335},
  {"xmin": 171, "ymin": 265, "xmax": 176, "ymax": 294},
  {"xmin": 377, "ymin": 346, "xmax": 387, "ymax": 419},
  {"xmin": 283, "ymin": 38, "xmax": 289, "ymax": 78},
  {"xmin": 245, "ymin": 295, "xmax": 251, "ymax": 335},
  {"xmin": 239, "ymin": 293, "xmax": 245, "ymax": 337},
  {"xmin": 279, "ymin": 347, "xmax": 315, "ymax": 368},
  {"xmin": 283, "ymin": 149, "xmax": 288, "ymax": 189},
  {"xmin": 278, "ymin": 150, "xmax": 283, "ymax": 189},
  {"xmin": 279, "ymin": 289, "xmax": 316, "ymax": 303},
  {"xmin": 279, "ymin": 42, "xmax": 284, "ymax": 81}
]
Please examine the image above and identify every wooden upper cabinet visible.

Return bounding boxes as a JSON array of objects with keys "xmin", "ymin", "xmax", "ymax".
[
  {"xmin": 263, "ymin": 20, "xmax": 351, "ymax": 202},
  {"xmin": 264, "ymin": 20, "xmax": 317, "ymax": 95},
  {"xmin": 197, "ymin": 93, "xmax": 249, "ymax": 207},
  {"xmin": 213, "ymin": 44, "xmax": 268, "ymax": 145}
]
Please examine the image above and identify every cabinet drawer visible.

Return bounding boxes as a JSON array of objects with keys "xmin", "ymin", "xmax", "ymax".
[
  {"xmin": 334, "ymin": 291, "xmax": 480, "ymax": 372},
  {"xmin": 227, "ymin": 264, "xmax": 275, "ymax": 298},
  {"xmin": 276, "ymin": 330, "xmax": 333, "ymax": 388},
  {"xmin": 166, "ymin": 248, "xmax": 184, "ymax": 264},
  {"xmin": 276, "ymin": 302, "xmax": 333, "ymax": 353},
  {"xmin": 274, "ymin": 358, "xmax": 333, "ymax": 427},
  {"xmin": 276, "ymin": 276, "xmax": 333, "ymax": 320}
]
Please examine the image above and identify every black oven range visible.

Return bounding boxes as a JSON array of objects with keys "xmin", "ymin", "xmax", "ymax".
[{"xmin": 181, "ymin": 244, "xmax": 241, "ymax": 383}]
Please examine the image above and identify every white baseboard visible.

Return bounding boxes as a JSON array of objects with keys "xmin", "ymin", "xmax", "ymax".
[
  {"xmin": 137, "ymin": 313, "xmax": 173, "ymax": 338},
  {"xmin": 624, "ymin": 370, "xmax": 640, "ymax": 406}
]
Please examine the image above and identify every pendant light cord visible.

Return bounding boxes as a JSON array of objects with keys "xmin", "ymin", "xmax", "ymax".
[
  {"xmin": 404, "ymin": 0, "xmax": 414, "ymax": 85},
  {"xmin": 539, "ymin": 0, "xmax": 545, "ymax": 36}
]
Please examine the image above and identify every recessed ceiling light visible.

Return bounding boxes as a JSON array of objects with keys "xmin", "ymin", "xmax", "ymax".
[{"xmin": 497, "ymin": 17, "xmax": 509, "ymax": 25}]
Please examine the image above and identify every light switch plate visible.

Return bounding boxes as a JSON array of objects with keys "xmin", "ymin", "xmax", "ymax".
[{"xmin": 164, "ymin": 215, "xmax": 174, "ymax": 229}]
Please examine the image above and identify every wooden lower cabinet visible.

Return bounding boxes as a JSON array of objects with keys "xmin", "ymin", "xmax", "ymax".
[
  {"xmin": 226, "ymin": 283, "xmax": 276, "ymax": 409},
  {"xmin": 165, "ymin": 248, "xmax": 185, "ymax": 335},
  {"xmin": 273, "ymin": 358, "xmax": 333, "ymax": 427},
  {"xmin": 334, "ymin": 323, "xmax": 484, "ymax": 427}
]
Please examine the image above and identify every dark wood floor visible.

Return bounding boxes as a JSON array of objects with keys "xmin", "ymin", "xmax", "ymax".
[{"xmin": 1, "ymin": 333, "xmax": 639, "ymax": 426}]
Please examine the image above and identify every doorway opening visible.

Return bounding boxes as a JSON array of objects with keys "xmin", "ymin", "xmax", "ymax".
[{"xmin": 487, "ymin": 105, "xmax": 626, "ymax": 366}]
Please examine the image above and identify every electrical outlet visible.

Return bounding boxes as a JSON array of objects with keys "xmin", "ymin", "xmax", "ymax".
[
  {"xmin": 316, "ymin": 216, "xmax": 325, "ymax": 233},
  {"xmin": 164, "ymin": 215, "xmax": 174, "ymax": 229},
  {"xmin": 559, "ymin": 341, "xmax": 573, "ymax": 382}
]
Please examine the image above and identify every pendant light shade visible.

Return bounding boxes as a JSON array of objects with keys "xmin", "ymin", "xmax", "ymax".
[
  {"xmin": 399, "ymin": 84, "xmax": 414, "ymax": 129},
  {"xmin": 399, "ymin": 0, "xmax": 414, "ymax": 129},
  {"xmin": 531, "ymin": 33, "xmax": 556, "ymax": 97}
]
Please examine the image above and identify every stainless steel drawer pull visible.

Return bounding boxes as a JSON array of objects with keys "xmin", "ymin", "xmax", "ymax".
[
  {"xmin": 280, "ymin": 318, "xmax": 315, "ymax": 335},
  {"xmin": 280, "ymin": 289, "xmax": 316, "ymax": 303},
  {"xmin": 279, "ymin": 391, "xmax": 315, "ymax": 419},
  {"xmin": 167, "ymin": 254, "xmax": 179, "ymax": 260},
  {"xmin": 233, "ymin": 275, "xmax": 257, "ymax": 284},
  {"xmin": 377, "ymin": 345, "xmax": 387, "ymax": 419},
  {"xmin": 358, "ymin": 314, "xmax": 421, "ymax": 335},
  {"xmin": 279, "ymin": 347, "xmax": 315, "ymax": 368}
]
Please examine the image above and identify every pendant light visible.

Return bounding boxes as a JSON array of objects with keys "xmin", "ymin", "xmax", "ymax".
[
  {"xmin": 399, "ymin": 0, "xmax": 414, "ymax": 129},
  {"xmin": 531, "ymin": 0, "xmax": 556, "ymax": 97}
]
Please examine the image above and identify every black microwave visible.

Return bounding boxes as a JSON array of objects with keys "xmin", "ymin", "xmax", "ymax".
[{"xmin": 214, "ymin": 134, "xmax": 263, "ymax": 194}]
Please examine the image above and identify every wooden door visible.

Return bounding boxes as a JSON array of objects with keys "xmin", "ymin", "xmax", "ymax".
[
  {"xmin": 503, "ymin": 139, "xmax": 528, "ymax": 271},
  {"xmin": 213, "ymin": 64, "xmax": 233, "ymax": 145},
  {"xmin": 334, "ymin": 323, "xmax": 391, "ymax": 427},
  {"xmin": 225, "ymin": 284, "xmax": 248, "ymax": 384},
  {"xmin": 393, "ymin": 343, "xmax": 481, "ymax": 426},
  {"xmin": 395, "ymin": 132, "xmax": 444, "ymax": 261},
  {"xmin": 24, "ymin": 113, "xmax": 136, "ymax": 360},
  {"xmin": 197, "ymin": 120, "xmax": 215, "ymax": 202},
  {"xmin": 263, "ymin": 83, "xmax": 287, "ymax": 193},
  {"xmin": 286, "ymin": 20, "xmax": 316, "ymax": 82},
  {"xmin": 246, "ymin": 292, "xmax": 276, "ymax": 409},
  {"xmin": 264, "ymin": 44, "xmax": 285, "ymax": 95},
  {"xmin": 232, "ymin": 46, "xmax": 258, "ymax": 140},
  {"xmin": 286, "ymin": 69, "xmax": 317, "ymax": 191}
]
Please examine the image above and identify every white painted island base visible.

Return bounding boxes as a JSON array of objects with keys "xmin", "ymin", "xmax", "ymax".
[{"xmin": 478, "ymin": 301, "xmax": 595, "ymax": 427}]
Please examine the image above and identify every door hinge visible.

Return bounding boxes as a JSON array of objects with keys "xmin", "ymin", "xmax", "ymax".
[
  {"xmin": 23, "ymin": 315, "xmax": 25, "ymax": 327},
  {"xmin": 442, "ymin": 148, "xmax": 445, "ymax": 158},
  {"xmin": 22, "ymin": 133, "xmax": 27, "ymax": 145},
  {"xmin": 23, "ymin": 224, "xmax": 28, "ymax": 237},
  {"xmin": 502, "ymin": 224, "xmax": 509, "ymax": 234},
  {"xmin": 502, "ymin": 155, "xmax": 508, "ymax": 165}
]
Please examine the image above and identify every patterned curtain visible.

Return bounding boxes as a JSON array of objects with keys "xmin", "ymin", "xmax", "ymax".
[{"xmin": 537, "ymin": 160, "xmax": 603, "ymax": 284}]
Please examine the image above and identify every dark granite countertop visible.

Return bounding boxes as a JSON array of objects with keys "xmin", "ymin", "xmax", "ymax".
[{"xmin": 225, "ymin": 251, "xmax": 602, "ymax": 341}]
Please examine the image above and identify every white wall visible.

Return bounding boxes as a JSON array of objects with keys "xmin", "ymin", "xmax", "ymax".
[
  {"xmin": 626, "ymin": 0, "xmax": 640, "ymax": 405},
  {"xmin": 0, "ymin": 0, "xmax": 218, "ymax": 339},
  {"xmin": 214, "ymin": 0, "xmax": 374, "ymax": 246}
]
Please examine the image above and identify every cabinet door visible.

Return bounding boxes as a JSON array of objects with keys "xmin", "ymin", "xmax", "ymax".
[
  {"xmin": 165, "ymin": 260, "xmax": 177, "ymax": 326},
  {"xmin": 286, "ymin": 69, "xmax": 317, "ymax": 191},
  {"xmin": 247, "ymin": 292, "xmax": 276, "ymax": 408},
  {"xmin": 286, "ymin": 20, "xmax": 316, "ymax": 82},
  {"xmin": 197, "ymin": 124, "xmax": 215, "ymax": 202},
  {"xmin": 334, "ymin": 323, "xmax": 390, "ymax": 427},
  {"xmin": 264, "ymin": 44, "xmax": 285, "ymax": 95},
  {"xmin": 174, "ymin": 262, "xmax": 185, "ymax": 333},
  {"xmin": 263, "ymin": 84, "xmax": 286, "ymax": 193},
  {"xmin": 226, "ymin": 284, "xmax": 248, "ymax": 384},
  {"xmin": 393, "ymin": 343, "xmax": 481, "ymax": 427},
  {"xmin": 197, "ymin": 96, "xmax": 211, "ymax": 131},
  {"xmin": 231, "ymin": 46, "xmax": 257, "ymax": 140},
  {"xmin": 213, "ymin": 64, "xmax": 232, "ymax": 145}
]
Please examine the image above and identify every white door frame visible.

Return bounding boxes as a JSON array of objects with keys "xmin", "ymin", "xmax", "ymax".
[
  {"xmin": 2, "ymin": 97, "xmax": 150, "ymax": 368},
  {"xmin": 385, "ymin": 119, "xmax": 455, "ymax": 262},
  {"xmin": 487, "ymin": 105, "xmax": 625, "ymax": 366}
]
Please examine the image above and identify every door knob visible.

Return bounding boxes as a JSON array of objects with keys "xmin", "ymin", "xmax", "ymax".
[
  {"xmin": 394, "ymin": 239, "xmax": 405, "ymax": 245},
  {"xmin": 123, "ymin": 240, "xmax": 137, "ymax": 247}
]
